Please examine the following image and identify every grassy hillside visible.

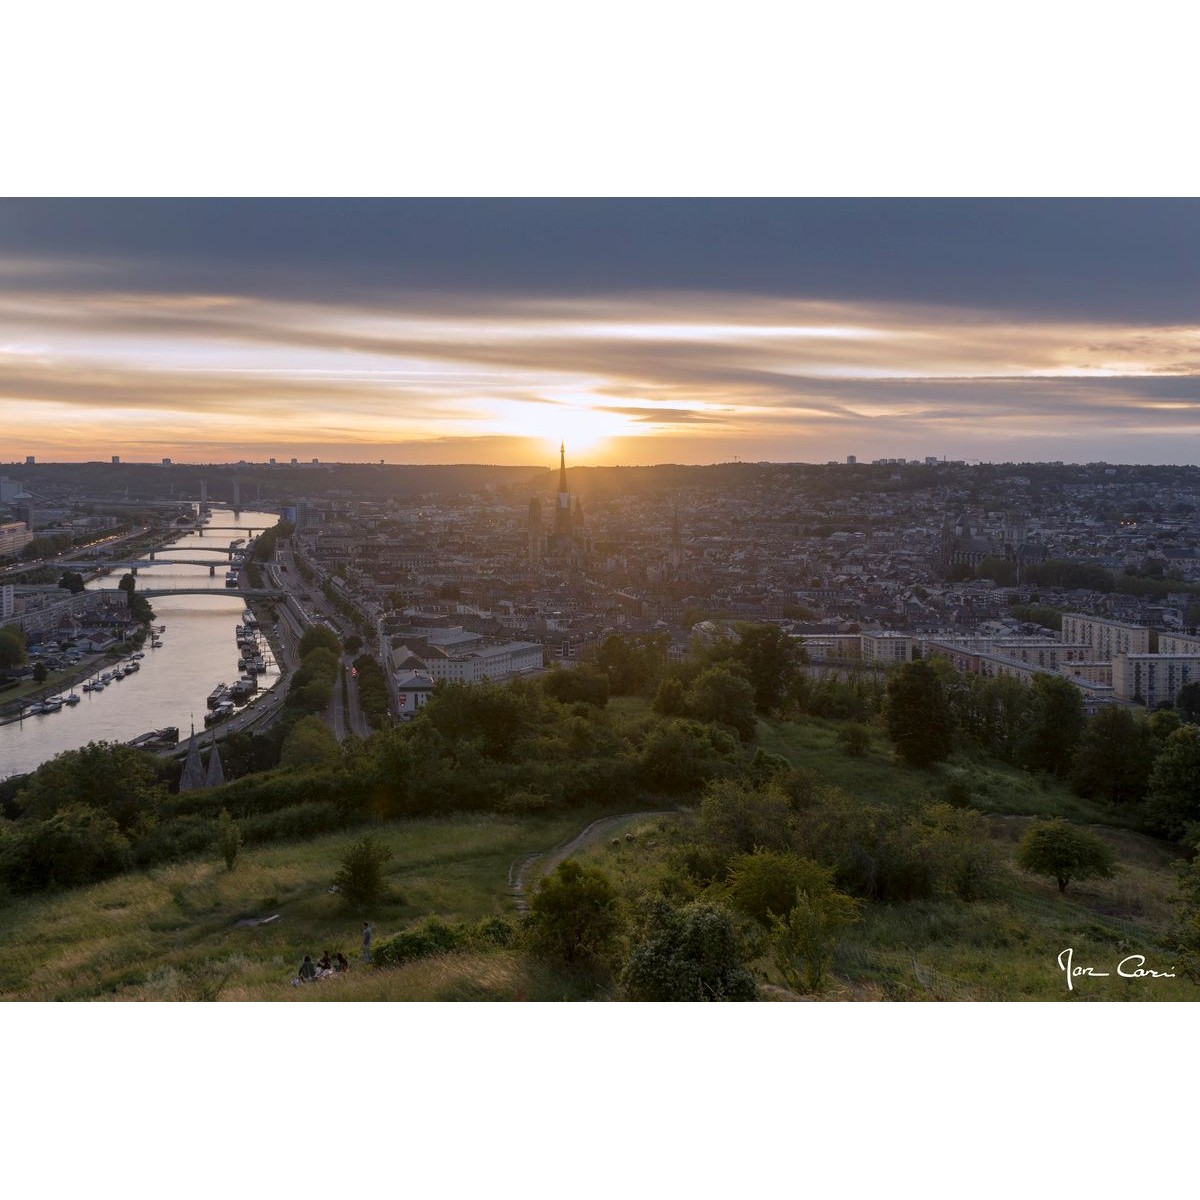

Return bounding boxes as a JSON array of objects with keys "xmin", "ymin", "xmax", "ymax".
[{"xmin": 2, "ymin": 710, "xmax": 1193, "ymax": 1002}]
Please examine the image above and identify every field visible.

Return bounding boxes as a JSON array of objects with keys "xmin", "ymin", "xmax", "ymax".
[{"xmin": 0, "ymin": 809, "xmax": 628, "ymax": 1001}]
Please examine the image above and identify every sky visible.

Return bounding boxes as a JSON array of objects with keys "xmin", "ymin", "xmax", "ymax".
[{"xmin": 3, "ymin": 199, "xmax": 1200, "ymax": 468}]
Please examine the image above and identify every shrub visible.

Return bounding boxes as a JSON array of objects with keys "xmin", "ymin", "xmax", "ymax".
[
  {"xmin": 332, "ymin": 833, "xmax": 394, "ymax": 910},
  {"xmin": 216, "ymin": 808, "xmax": 242, "ymax": 871},
  {"xmin": 373, "ymin": 917, "xmax": 468, "ymax": 967},
  {"xmin": 836, "ymin": 723, "xmax": 871, "ymax": 757},
  {"xmin": 526, "ymin": 859, "xmax": 623, "ymax": 966},
  {"xmin": 621, "ymin": 899, "xmax": 757, "ymax": 1001}
]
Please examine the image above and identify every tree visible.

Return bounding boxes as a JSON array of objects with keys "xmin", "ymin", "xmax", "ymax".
[
  {"xmin": 697, "ymin": 779, "xmax": 793, "ymax": 860},
  {"xmin": 32, "ymin": 662, "xmax": 48, "ymax": 683},
  {"xmin": 1177, "ymin": 681, "xmax": 1200, "ymax": 724},
  {"xmin": 637, "ymin": 719, "xmax": 734, "ymax": 795},
  {"xmin": 0, "ymin": 626, "xmax": 27, "ymax": 671},
  {"xmin": 0, "ymin": 804, "xmax": 130, "ymax": 892},
  {"xmin": 1145, "ymin": 726, "xmax": 1200, "ymax": 840},
  {"xmin": 58, "ymin": 570, "xmax": 86, "ymax": 594},
  {"xmin": 684, "ymin": 666, "xmax": 757, "ymax": 742},
  {"xmin": 652, "ymin": 676, "xmax": 688, "ymax": 717},
  {"xmin": 15, "ymin": 740, "xmax": 164, "ymax": 832},
  {"xmin": 542, "ymin": 666, "xmax": 610, "ymax": 709},
  {"xmin": 769, "ymin": 881, "xmax": 862, "ymax": 994},
  {"xmin": 1018, "ymin": 674, "xmax": 1086, "ymax": 777},
  {"xmin": 729, "ymin": 623, "xmax": 804, "ymax": 714},
  {"xmin": 884, "ymin": 660, "xmax": 954, "ymax": 767},
  {"xmin": 279, "ymin": 715, "xmax": 342, "ymax": 771},
  {"xmin": 596, "ymin": 632, "xmax": 668, "ymax": 695},
  {"xmin": 216, "ymin": 808, "xmax": 242, "ymax": 871},
  {"xmin": 332, "ymin": 834, "xmax": 394, "ymax": 910},
  {"xmin": 621, "ymin": 899, "xmax": 757, "ymax": 1001},
  {"xmin": 1070, "ymin": 706, "xmax": 1157, "ymax": 805},
  {"xmin": 343, "ymin": 633, "xmax": 364, "ymax": 655},
  {"xmin": 298, "ymin": 624, "xmax": 342, "ymax": 658},
  {"xmin": 1015, "ymin": 819, "xmax": 1117, "ymax": 893},
  {"xmin": 526, "ymin": 859, "xmax": 622, "ymax": 966}
]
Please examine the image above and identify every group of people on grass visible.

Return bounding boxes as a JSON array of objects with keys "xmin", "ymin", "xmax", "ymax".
[{"xmin": 293, "ymin": 923, "xmax": 372, "ymax": 986}]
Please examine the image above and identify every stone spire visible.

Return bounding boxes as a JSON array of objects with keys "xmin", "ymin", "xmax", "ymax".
[
  {"xmin": 204, "ymin": 738, "xmax": 225, "ymax": 788},
  {"xmin": 558, "ymin": 441, "xmax": 568, "ymax": 494},
  {"xmin": 179, "ymin": 722, "xmax": 206, "ymax": 792}
]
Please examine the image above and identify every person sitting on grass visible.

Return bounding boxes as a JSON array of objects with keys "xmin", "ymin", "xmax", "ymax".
[
  {"xmin": 298, "ymin": 955, "xmax": 317, "ymax": 983},
  {"xmin": 317, "ymin": 950, "xmax": 332, "ymax": 972},
  {"xmin": 335, "ymin": 952, "xmax": 349, "ymax": 973}
]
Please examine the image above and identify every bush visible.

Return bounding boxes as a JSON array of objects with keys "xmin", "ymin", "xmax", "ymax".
[
  {"xmin": 526, "ymin": 859, "xmax": 623, "ymax": 966},
  {"xmin": 332, "ymin": 833, "xmax": 394, "ymax": 910},
  {"xmin": 373, "ymin": 917, "xmax": 468, "ymax": 967},
  {"xmin": 836, "ymin": 723, "xmax": 871, "ymax": 757},
  {"xmin": 621, "ymin": 899, "xmax": 757, "ymax": 1001},
  {"xmin": 216, "ymin": 809, "xmax": 241, "ymax": 871},
  {"xmin": 0, "ymin": 805, "xmax": 130, "ymax": 892}
]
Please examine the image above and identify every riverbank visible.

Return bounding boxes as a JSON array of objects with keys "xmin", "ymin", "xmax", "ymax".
[{"xmin": 0, "ymin": 628, "xmax": 155, "ymax": 726}]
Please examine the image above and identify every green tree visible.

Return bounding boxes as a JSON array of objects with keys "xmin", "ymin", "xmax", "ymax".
[
  {"xmin": 0, "ymin": 804, "xmax": 130, "ymax": 892},
  {"xmin": 637, "ymin": 719, "xmax": 734, "ymax": 794},
  {"xmin": 216, "ymin": 808, "xmax": 242, "ymax": 871},
  {"xmin": 1015, "ymin": 819, "xmax": 1117, "ymax": 893},
  {"xmin": 298, "ymin": 624, "xmax": 342, "ymax": 658},
  {"xmin": 542, "ymin": 666, "xmax": 610, "ymax": 709},
  {"xmin": 526, "ymin": 859, "xmax": 622, "ymax": 966},
  {"xmin": 1018, "ymin": 674, "xmax": 1086, "ymax": 777},
  {"xmin": 1070, "ymin": 706, "xmax": 1158, "ymax": 805},
  {"xmin": 684, "ymin": 666, "xmax": 757, "ymax": 742},
  {"xmin": 32, "ymin": 662, "xmax": 48, "ymax": 683},
  {"xmin": 343, "ymin": 633, "xmax": 364, "ymax": 655},
  {"xmin": 0, "ymin": 626, "xmax": 27, "ymax": 670},
  {"xmin": 697, "ymin": 779, "xmax": 793, "ymax": 860},
  {"xmin": 1145, "ymin": 726, "xmax": 1200, "ymax": 840},
  {"xmin": 769, "ymin": 881, "xmax": 862, "ymax": 994},
  {"xmin": 730, "ymin": 623, "xmax": 804, "ymax": 714},
  {"xmin": 16, "ymin": 740, "xmax": 165, "ymax": 832},
  {"xmin": 58, "ymin": 570, "xmax": 86, "ymax": 593},
  {"xmin": 279, "ymin": 715, "xmax": 342, "ymax": 771},
  {"xmin": 621, "ymin": 899, "xmax": 757, "ymax": 1001},
  {"xmin": 652, "ymin": 676, "xmax": 688, "ymax": 717},
  {"xmin": 884, "ymin": 660, "xmax": 954, "ymax": 767},
  {"xmin": 596, "ymin": 632, "xmax": 668, "ymax": 695},
  {"xmin": 332, "ymin": 833, "xmax": 394, "ymax": 911}
]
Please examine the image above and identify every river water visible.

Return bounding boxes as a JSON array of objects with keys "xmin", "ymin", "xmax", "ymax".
[{"xmin": 0, "ymin": 507, "xmax": 281, "ymax": 779}]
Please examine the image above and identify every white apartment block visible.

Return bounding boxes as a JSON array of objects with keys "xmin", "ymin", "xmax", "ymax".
[
  {"xmin": 1, "ymin": 583, "xmax": 13, "ymax": 621},
  {"xmin": 1113, "ymin": 653, "xmax": 1200, "ymax": 706},
  {"xmin": 425, "ymin": 641, "xmax": 544, "ymax": 684},
  {"xmin": 1158, "ymin": 632, "xmax": 1200, "ymax": 656},
  {"xmin": 860, "ymin": 632, "xmax": 913, "ymax": 665},
  {"xmin": 1061, "ymin": 613, "xmax": 1150, "ymax": 659}
]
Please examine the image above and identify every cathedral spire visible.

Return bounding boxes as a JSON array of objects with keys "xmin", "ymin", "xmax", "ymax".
[{"xmin": 558, "ymin": 441, "xmax": 568, "ymax": 495}]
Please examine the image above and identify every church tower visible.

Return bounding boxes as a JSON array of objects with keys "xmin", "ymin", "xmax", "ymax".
[{"xmin": 555, "ymin": 442, "xmax": 572, "ymax": 537}]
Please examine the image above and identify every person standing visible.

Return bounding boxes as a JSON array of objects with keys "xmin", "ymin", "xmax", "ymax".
[{"xmin": 361, "ymin": 921, "xmax": 372, "ymax": 963}]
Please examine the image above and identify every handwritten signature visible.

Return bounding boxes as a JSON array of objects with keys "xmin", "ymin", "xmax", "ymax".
[{"xmin": 1057, "ymin": 947, "xmax": 1176, "ymax": 991}]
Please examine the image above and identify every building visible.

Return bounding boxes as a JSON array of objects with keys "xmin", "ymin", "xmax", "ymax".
[
  {"xmin": 1061, "ymin": 614, "xmax": 1151, "ymax": 659},
  {"xmin": 0, "ymin": 521, "xmax": 33, "ymax": 558},
  {"xmin": 1159, "ymin": 632, "xmax": 1200, "ymax": 656},
  {"xmin": 1113, "ymin": 653, "xmax": 1200, "ymax": 706},
  {"xmin": 395, "ymin": 669, "xmax": 435, "ymax": 719},
  {"xmin": 111, "ymin": 456, "xmax": 120, "ymax": 465},
  {"xmin": 860, "ymin": 631, "xmax": 913, "ymax": 665},
  {"xmin": 846, "ymin": 455, "xmax": 857, "ymax": 465},
  {"xmin": 1, "ymin": 583, "xmax": 13, "ymax": 621},
  {"xmin": 424, "ymin": 640, "xmax": 544, "ymax": 684}
]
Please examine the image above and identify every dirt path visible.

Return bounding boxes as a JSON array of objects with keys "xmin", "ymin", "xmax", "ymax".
[{"xmin": 507, "ymin": 810, "xmax": 677, "ymax": 913}]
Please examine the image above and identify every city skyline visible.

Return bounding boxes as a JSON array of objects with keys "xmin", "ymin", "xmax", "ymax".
[{"xmin": 4, "ymin": 199, "xmax": 1200, "ymax": 466}]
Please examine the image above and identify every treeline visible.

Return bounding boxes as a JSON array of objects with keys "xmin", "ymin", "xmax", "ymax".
[{"xmin": 884, "ymin": 658, "xmax": 1200, "ymax": 844}]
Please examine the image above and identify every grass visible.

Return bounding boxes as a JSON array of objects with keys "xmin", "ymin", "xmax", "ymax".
[
  {"xmin": 757, "ymin": 715, "xmax": 1143, "ymax": 827},
  {"xmin": 0, "ymin": 807, "xmax": 627, "ymax": 1001}
]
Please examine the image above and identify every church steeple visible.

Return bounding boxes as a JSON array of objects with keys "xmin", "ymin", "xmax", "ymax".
[{"xmin": 558, "ymin": 441, "xmax": 568, "ymax": 495}]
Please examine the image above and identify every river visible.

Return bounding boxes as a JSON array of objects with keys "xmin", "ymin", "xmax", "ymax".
[{"xmin": 0, "ymin": 507, "xmax": 282, "ymax": 780}]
